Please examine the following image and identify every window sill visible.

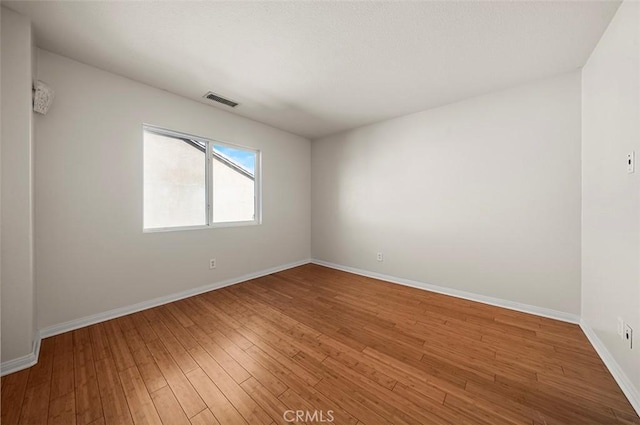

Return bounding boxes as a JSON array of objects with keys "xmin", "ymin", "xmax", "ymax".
[{"xmin": 143, "ymin": 220, "xmax": 261, "ymax": 233}]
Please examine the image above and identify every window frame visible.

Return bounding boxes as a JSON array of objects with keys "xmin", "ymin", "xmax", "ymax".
[{"xmin": 143, "ymin": 124, "xmax": 262, "ymax": 233}]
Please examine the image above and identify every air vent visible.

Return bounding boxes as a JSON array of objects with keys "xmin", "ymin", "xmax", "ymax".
[{"xmin": 203, "ymin": 91, "xmax": 239, "ymax": 108}]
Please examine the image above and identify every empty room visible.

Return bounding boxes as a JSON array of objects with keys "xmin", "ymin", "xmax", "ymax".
[{"xmin": 1, "ymin": 0, "xmax": 639, "ymax": 424}]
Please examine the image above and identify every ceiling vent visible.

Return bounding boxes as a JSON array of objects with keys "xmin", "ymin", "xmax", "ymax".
[{"xmin": 203, "ymin": 91, "xmax": 239, "ymax": 108}]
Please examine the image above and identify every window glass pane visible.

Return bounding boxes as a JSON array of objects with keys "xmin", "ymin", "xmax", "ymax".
[
  {"xmin": 212, "ymin": 144, "xmax": 256, "ymax": 223},
  {"xmin": 144, "ymin": 131, "xmax": 206, "ymax": 229}
]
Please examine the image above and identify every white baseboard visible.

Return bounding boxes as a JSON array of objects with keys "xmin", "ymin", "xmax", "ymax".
[
  {"xmin": 311, "ymin": 259, "xmax": 580, "ymax": 324},
  {"xmin": 580, "ymin": 320, "xmax": 640, "ymax": 416},
  {"xmin": 1, "ymin": 331, "xmax": 42, "ymax": 376},
  {"xmin": 1, "ymin": 259, "xmax": 310, "ymax": 376},
  {"xmin": 40, "ymin": 258, "xmax": 311, "ymax": 338}
]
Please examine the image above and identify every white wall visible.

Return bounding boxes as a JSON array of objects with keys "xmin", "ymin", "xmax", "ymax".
[
  {"xmin": 582, "ymin": 0, "xmax": 640, "ymax": 400},
  {"xmin": 1, "ymin": 7, "xmax": 37, "ymax": 363},
  {"xmin": 312, "ymin": 71, "xmax": 582, "ymax": 315},
  {"xmin": 35, "ymin": 49, "xmax": 310, "ymax": 330}
]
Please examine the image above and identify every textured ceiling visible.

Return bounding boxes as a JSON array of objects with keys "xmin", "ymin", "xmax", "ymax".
[{"xmin": 5, "ymin": 1, "xmax": 621, "ymax": 139}]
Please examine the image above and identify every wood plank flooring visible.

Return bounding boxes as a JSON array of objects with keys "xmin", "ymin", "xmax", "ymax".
[{"xmin": 2, "ymin": 264, "xmax": 638, "ymax": 424}]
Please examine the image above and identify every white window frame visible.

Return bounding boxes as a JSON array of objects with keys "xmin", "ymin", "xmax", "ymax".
[{"xmin": 143, "ymin": 124, "xmax": 262, "ymax": 233}]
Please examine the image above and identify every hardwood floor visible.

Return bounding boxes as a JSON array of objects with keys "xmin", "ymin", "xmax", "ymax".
[{"xmin": 2, "ymin": 264, "xmax": 638, "ymax": 424}]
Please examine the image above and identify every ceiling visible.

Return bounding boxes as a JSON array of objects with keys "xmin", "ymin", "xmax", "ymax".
[{"xmin": 5, "ymin": 1, "xmax": 621, "ymax": 139}]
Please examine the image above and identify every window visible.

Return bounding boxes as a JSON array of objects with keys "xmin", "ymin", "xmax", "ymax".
[{"xmin": 143, "ymin": 125, "xmax": 260, "ymax": 231}]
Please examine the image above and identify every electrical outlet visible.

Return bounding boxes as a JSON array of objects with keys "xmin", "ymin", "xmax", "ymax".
[
  {"xmin": 376, "ymin": 252, "xmax": 384, "ymax": 262},
  {"xmin": 627, "ymin": 151, "xmax": 635, "ymax": 173},
  {"xmin": 209, "ymin": 258, "xmax": 216, "ymax": 269},
  {"xmin": 624, "ymin": 324, "xmax": 633, "ymax": 349},
  {"xmin": 617, "ymin": 317, "xmax": 625, "ymax": 339}
]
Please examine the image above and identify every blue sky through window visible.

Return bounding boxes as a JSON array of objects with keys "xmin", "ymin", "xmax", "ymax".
[{"xmin": 213, "ymin": 145, "xmax": 256, "ymax": 174}]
